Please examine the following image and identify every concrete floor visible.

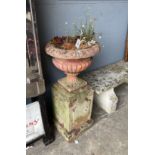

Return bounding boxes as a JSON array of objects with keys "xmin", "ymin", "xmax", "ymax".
[{"xmin": 27, "ymin": 84, "xmax": 128, "ymax": 155}]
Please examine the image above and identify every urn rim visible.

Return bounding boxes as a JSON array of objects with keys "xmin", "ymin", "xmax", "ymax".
[{"xmin": 45, "ymin": 42, "xmax": 100, "ymax": 60}]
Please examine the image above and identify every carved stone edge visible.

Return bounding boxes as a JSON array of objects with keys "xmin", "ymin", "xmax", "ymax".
[{"xmin": 94, "ymin": 88, "xmax": 118, "ymax": 114}]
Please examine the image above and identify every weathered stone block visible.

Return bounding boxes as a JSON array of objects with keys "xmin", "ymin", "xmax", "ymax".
[
  {"xmin": 52, "ymin": 83, "xmax": 94, "ymax": 142},
  {"xmin": 94, "ymin": 88, "xmax": 118, "ymax": 114}
]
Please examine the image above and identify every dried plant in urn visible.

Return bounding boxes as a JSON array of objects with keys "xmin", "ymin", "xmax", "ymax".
[{"xmin": 45, "ymin": 15, "xmax": 103, "ymax": 142}]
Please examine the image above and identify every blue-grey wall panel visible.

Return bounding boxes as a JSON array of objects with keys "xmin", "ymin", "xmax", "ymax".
[{"xmin": 35, "ymin": 0, "xmax": 128, "ymax": 86}]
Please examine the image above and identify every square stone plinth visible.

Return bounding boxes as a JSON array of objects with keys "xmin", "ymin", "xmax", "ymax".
[{"xmin": 52, "ymin": 82, "xmax": 94, "ymax": 142}]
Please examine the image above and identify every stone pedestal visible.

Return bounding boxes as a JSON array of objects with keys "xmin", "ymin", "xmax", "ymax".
[{"xmin": 51, "ymin": 82, "xmax": 94, "ymax": 142}]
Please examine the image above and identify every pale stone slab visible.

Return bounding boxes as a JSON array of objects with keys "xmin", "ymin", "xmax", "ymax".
[
  {"xmin": 83, "ymin": 60, "xmax": 128, "ymax": 113},
  {"xmin": 83, "ymin": 60, "xmax": 128, "ymax": 95}
]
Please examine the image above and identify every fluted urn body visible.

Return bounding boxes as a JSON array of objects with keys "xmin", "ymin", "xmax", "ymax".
[{"xmin": 45, "ymin": 42, "xmax": 100, "ymax": 92}]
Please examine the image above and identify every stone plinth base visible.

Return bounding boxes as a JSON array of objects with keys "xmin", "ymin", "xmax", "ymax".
[
  {"xmin": 52, "ymin": 82, "xmax": 94, "ymax": 142},
  {"xmin": 55, "ymin": 119, "xmax": 93, "ymax": 142}
]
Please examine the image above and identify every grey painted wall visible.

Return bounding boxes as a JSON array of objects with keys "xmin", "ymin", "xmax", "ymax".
[{"xmin": 35, "ymin": 0, "xmax": 128, "ymax": 87}]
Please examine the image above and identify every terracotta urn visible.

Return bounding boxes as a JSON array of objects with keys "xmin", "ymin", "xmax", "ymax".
[{"xmin": 45, "ymin": 42, "xmax": 100, "ymax": 92}]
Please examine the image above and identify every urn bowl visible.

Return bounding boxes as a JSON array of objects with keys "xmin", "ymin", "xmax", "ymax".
[{"xmin": 45, "ymin": 42, "xmax": 100, "ymax": 91}]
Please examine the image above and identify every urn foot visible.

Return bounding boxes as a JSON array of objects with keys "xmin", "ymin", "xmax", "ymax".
[{"xmin": 58, "ymin": 77, "xmax": 87, "ymax": 92}]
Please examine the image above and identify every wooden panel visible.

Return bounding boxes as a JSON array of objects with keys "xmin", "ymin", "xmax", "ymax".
[{"xmin": 124, "ymin": 32, "xmax": 128, "ymax": 62}]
